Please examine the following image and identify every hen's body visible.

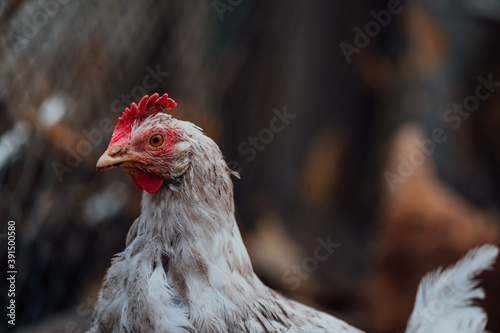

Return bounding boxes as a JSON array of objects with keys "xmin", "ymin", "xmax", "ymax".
[
  {"xmin": 89, "ymin": 94, "xmax": 496, "ymax": 333},
  {"xmin": 89, "ymin": 119, "xmax": 361, "ymax": 332}
]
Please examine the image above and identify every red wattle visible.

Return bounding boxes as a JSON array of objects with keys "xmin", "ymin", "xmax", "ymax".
[{"xmin": 134, "ymin": 169, "xmax": 164, "ymax": 194}]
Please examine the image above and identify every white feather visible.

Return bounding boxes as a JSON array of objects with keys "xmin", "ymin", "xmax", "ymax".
[{"xmin": 406, "ymin": 244, "xmax": 498, "ymax": 333}]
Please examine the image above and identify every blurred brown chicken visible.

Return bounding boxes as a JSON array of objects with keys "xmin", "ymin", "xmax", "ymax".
[{"xmin": 366, "ymin": 123, "xmax": 500, "ymax": 333}]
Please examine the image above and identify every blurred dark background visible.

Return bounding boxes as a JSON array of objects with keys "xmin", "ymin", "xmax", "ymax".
[{"xmin": 1, "ymin": 0, "xmax": 500, "ymax": 332}]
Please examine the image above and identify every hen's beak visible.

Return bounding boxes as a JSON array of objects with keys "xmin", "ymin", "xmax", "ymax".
[{"xmin": 96, "ymin": 149, "xmax": 146, "ymax": 172}]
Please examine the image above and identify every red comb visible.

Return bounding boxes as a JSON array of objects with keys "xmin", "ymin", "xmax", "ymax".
[{"xmin": 109, "ymin": 93, "xmax": 177, "ymax": 148}]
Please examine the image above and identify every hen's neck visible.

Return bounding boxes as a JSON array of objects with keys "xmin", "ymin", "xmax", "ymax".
[{"xmin": 133, "ymin": 154, "xmax": 254, "ymax": 288}]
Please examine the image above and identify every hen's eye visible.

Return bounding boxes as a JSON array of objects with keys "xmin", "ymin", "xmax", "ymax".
[{"xmin": 149, "ymin": 134, "xmax": 165, "ymax": 148}]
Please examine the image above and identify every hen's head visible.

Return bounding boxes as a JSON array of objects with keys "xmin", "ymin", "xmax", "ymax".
[{"xmin": 96, "ymin": 93, "xmax": 192, "ymax": 194}]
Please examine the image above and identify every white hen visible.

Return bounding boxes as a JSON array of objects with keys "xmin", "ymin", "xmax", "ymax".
[{"xmin": 88, "ymin": 94, "xmax": 497, "ymax": 333}]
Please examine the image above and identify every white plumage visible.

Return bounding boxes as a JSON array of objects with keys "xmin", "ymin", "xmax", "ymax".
[{"xmin": 406, "ymin": 245, "xmax": 498, "ymax": 333}]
